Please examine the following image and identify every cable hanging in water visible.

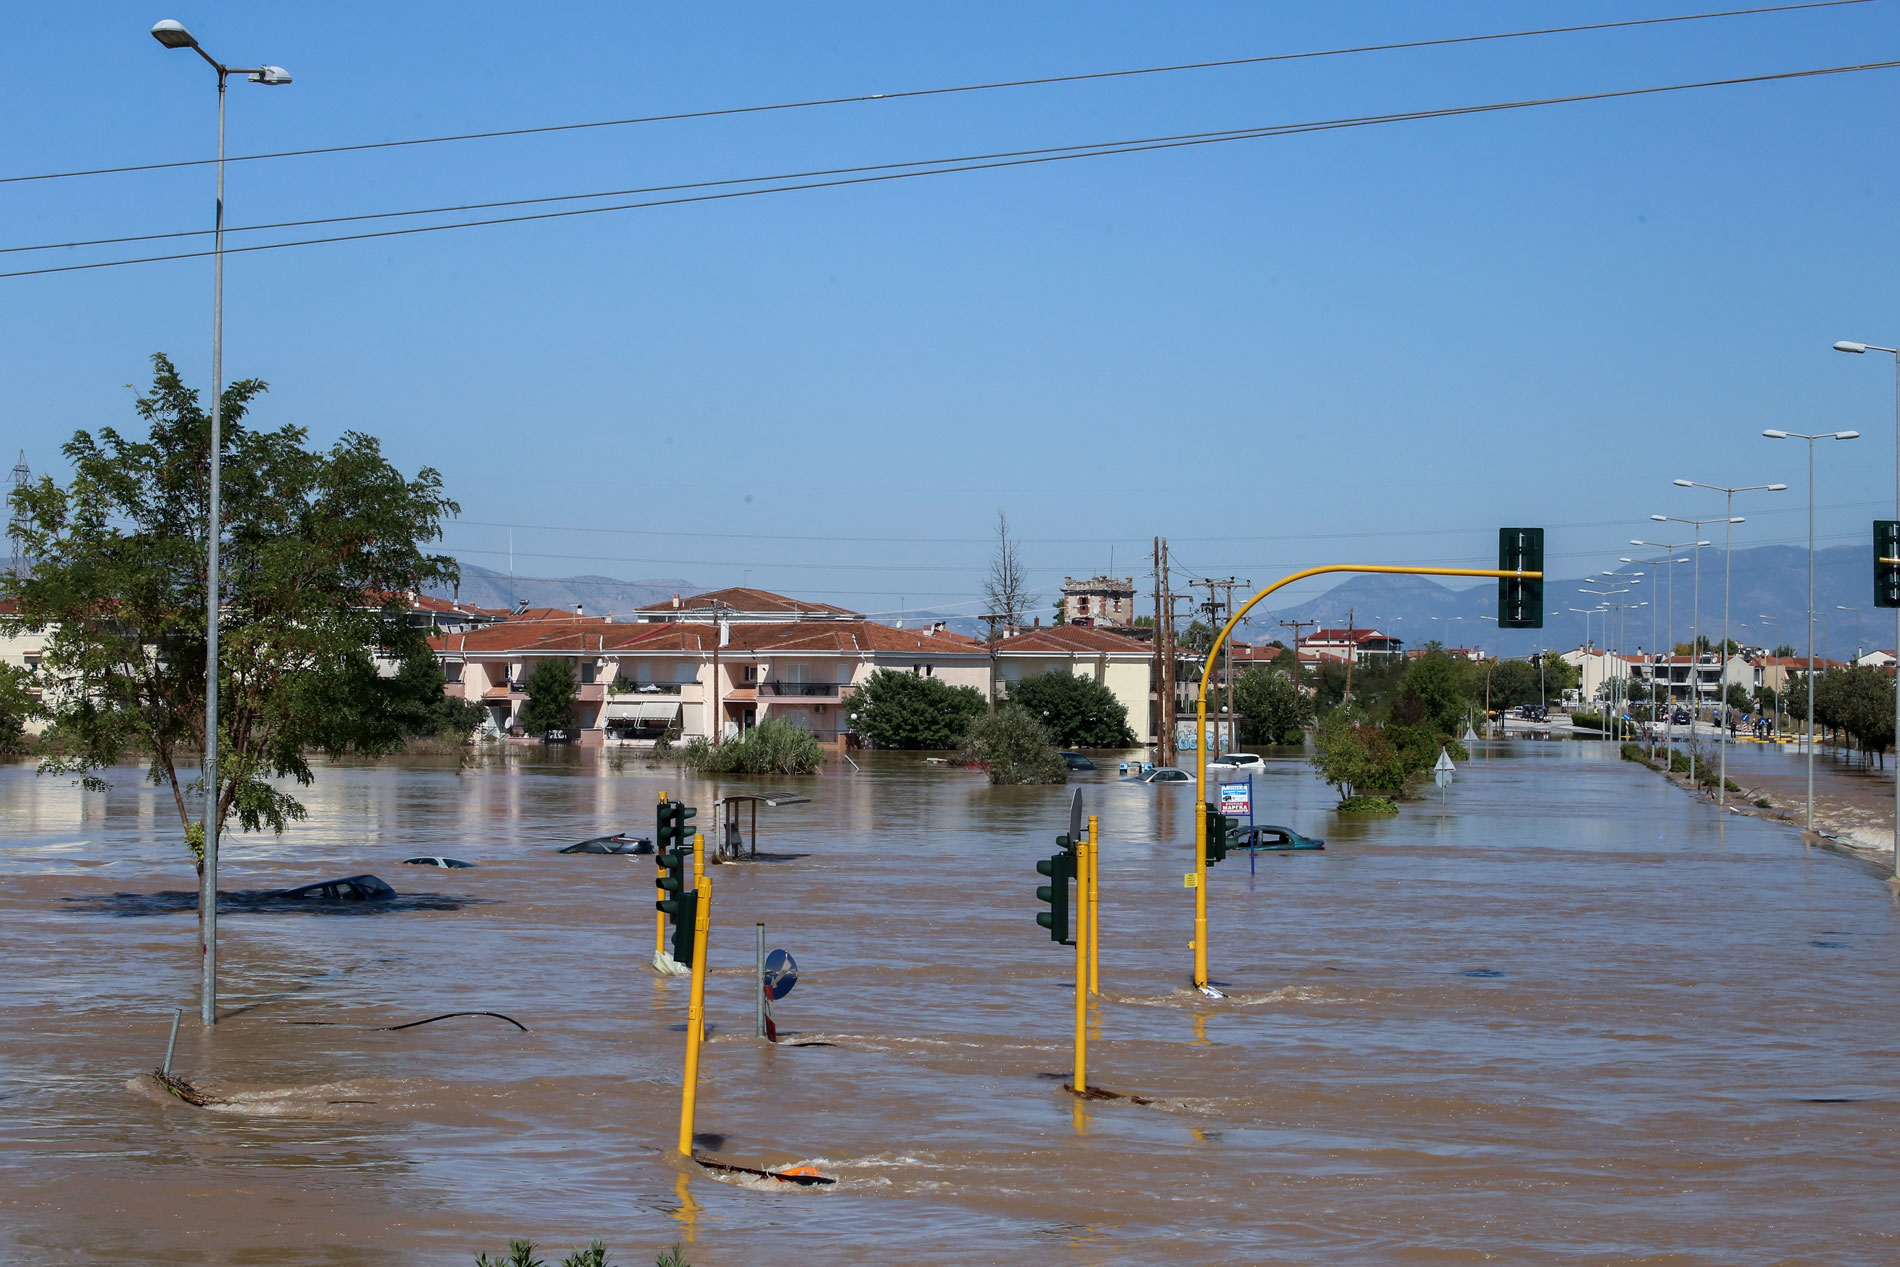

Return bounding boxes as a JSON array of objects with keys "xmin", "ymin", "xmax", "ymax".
[{"xmin": 0, "ymin": 0, "xmax": 1873, "ymax": 186}]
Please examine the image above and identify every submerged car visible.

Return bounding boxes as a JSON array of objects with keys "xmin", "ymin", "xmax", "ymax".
[
  {"xmin": 1143, "ymin": 767, "xmax": 1193, "ymax": 784},
  {"xmin": 1237, "ymin": 825, "xmax": 1325, "ymax": 852},
  {"xmin": 1206, "ymin": 753, "xmax": 1266, "ymax": 772},
  {"xmin": 268, "ymin": 875, "xmax": 397, "ymax": 902},
  {"xmin": 400, "ymin": 856, "xmax": 474, "ymax": 869},
  {"xmin": 1060, "ymin": 751, "xmax": 1097, "ymax": 771},
  {"xmin": 560, "ymin": 833, "xmax": 653, "ymax": 855}
]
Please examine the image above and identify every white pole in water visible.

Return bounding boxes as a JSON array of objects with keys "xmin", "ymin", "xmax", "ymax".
[{"xmin": 755, "ymin": 922, "xmax": 766, "ymax": 1039}]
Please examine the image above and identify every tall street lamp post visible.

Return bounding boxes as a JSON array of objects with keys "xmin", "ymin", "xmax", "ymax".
[
  {"xmin": 1670, "ymin": 481, "xmax": 1786, "ymax": 809},
  {"xmin": 151, "ymin": 18, "xmax": 293, "ymax": 1029},
  {"xmin": 1581, "ymin": 586, "xmax": 1632, "ymax": 736},
  {"xmin": 1833, "ymin": 336, "xmax": 1900, "ymax": 889},
  {"xmin": 1632, "ymin": 538, "xmax": 1709, "ymax": 760},
  {"xmin": 1761, "ymin": 428, "xmax": 1859, "ymax": 832},
  {"xmin": 1623, "ymin": 554, "xmax": 1688, "ymax": 748},
  {"xmin": 1651, "ymin": 513, "xmax": 1746, "ymax": 792}
]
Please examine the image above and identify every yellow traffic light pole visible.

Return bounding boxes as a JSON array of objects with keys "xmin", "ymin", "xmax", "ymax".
[
  {"xmin": 676, "ymin": 837, "xmax": 713, "ymax": 1156},
  {"xmin": 1086, "ymin": 815, "xmax": 1100, "ymax": 996},
  {"xmin": 1071, "ymin": 831, "xmax": 1090, "ymax": 1094},
  {"xmin": 1190, "ymin": 564, "xmax": 1543, "ymax": 989}
]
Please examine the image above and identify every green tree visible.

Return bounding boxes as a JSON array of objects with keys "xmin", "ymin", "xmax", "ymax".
[
  {"xmin": 1399, "ymin": 650, "xmax": 1471, "ymax": 735},
  {"xmin": 0, "ymin": 662, "xmax": 38, "ymax": 754},
  {"xmin": 1309, "ymin": 709, "xmax": 1409, "ymax": 800},
  {"xmin": 963, "ymin": 702, "xmax": 1066, "ymax": 784},
  {"xmin": 520, "ymin": 658, "xmax": 578, "ymax": 735},
  {"xmin": 1003, "ymin": 670, "xmax": 1136, "ymax": 748},
  {"xmin": 1725, "ymin": 682, "xmax": 1751, "ymax": 712},
  {"xmin": 1482, "ymin": 660, "xmax": 1541, "ymax": 710},
  {"xmin": 1754, "ymin": 684, "xmax": 1778, "ymax": 715},
  {"xmin": 1232, "ymin": 667, "xmax": 1311, "ymax": 745},
  {"xmin": 2, "ymin": 354, "xmax": 459, "ymax": 869},
  {"xmin": 848, "ymin": 668, "xmax": 986, "ymax": 749}
]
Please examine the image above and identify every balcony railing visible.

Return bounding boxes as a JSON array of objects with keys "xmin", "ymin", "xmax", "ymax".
[{"xmin": 760, "ymin": 680, "xmax": 848, "ymax": 697}]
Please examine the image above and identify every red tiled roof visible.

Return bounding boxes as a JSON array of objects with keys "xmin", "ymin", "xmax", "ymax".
[
  {"xmin": 434, "ymin": 617, "xmax": 984, "ymax": 659},
  {"xmin": 1303, "ymin": 628, "xmax": 1400, "ymax": 644},
  {"xmin": 637, "ymin": 587, "xmax": 857, "ymax": 617},
  {"xmin": 995, "ymin": 626, "xmax": 1151, "ymax": 654}
]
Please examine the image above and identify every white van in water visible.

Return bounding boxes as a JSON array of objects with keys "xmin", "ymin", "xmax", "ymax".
[{"xmin": 1206, "ymin": 753, "xmax": 1265, "ymax": 772}]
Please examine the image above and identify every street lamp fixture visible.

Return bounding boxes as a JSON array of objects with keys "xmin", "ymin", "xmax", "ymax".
[
  {"xmin": 1671, "ymin": 479, "xmax": 1786, "ymax": 806},
  {"xmin": 151, "ymin": 17, "xmax": 294, "ymax": 1030},
  {"xmin": 1833, "ymin": 335, "xmax": 1900, "ymax": 890},
  {"xmin": 1762, "ymin": 426, "xmax": 1858, "ymax": 830}
]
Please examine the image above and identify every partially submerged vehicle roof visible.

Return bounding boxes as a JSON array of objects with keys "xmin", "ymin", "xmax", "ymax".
[
  {"xmin": 1143, "ymin": 767, "xmax": 1192, "ymax": 782},
  {"xmin": 560, "ymin": 834, "xmax": 654, "ymax": 855},
  {"xmin": 270, "ymin": 874, "xmax": 397, "ymax": 901},
  {"xmin": 401, "ymin": 856, "xmax": 474, "ymax": 868}
]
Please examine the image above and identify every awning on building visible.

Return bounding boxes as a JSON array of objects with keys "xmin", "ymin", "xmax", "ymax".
[{"xmin": 606, "ymin": 700, "xmax": 683, "ymax": 723}]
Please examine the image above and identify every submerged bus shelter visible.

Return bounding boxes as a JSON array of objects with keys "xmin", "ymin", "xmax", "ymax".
[{"xmin": 711, "ymin": 794, "xmax": 811, "ymax": 860}]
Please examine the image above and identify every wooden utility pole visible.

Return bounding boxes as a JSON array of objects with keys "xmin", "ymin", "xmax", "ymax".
[
  {"xmin": 1216, "ymin": 578, "xmax": 1248, "ymax": 751},
  {"xmin": 1157, "ymin": 539, "xmax": 1177, "ymax": 766},
  {"xmin": 1279, "ymin": 618, "xmax": 1316, "ymax": 697},
  {"xmin": 1343, "ymin": 606, "xmax": 1356, "ymax": 704}
]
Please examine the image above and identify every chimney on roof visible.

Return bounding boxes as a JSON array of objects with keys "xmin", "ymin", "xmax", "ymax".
[
  {"xmin": 1034, "ymin": 616, "xmax": 1041, "ymax": 628},
  {"xmin": 575, "ymin": 603, "xmax": 584, "ymax": 617},
  {"xmin": 604, "ymin": 614, "xmax": 613, "ymax": 624},
  {"xmin": 931, "ymin": 621, "xmax": 946, "ymax": 635},
  {"xmin": 672, "ymin": 593, "xmax": 681, "ymax": 608}
]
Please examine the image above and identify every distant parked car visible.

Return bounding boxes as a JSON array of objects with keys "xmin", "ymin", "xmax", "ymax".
[
  {"xmin": 1143, "ymin": 767, "xmax": 1193, "ymax": 784},
  {"xmin": 560, "ymin": 833, "xmax": 653, "ymax": 855},
  {"xmin": 1059, "ymin": 751, "xmax": 1096, "ymax": 771},
  {"xmin": 401, "ymin": 856, "xmax": 474, "ymax": 868},
  {"xmin": 1206, "ymin": 753, "xmax": 1265, "ymax": 772}
]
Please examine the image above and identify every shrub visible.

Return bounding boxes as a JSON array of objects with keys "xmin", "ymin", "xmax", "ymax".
[
  {"xmin": 848, "ymin": 669, "xmax": 987, "ymax": 749},
  {"xmin": 679, "ymin": 718, "xmax": 823, "ymax": 775},
  {"xmin": 1003, "ymin": 671, "xmax": 1136, "ymax": 748},
  {"xmin": 1336, "ymin": 795, "xmax": 1399, "ymax": 815},
  {"xmin": 1620, "ymin": 743, "xmax": 1647, "ymax": 762},
  {"xmin": 1754, "ymin": 797, "xmax": 1773, "ymax": 809},
  {"xmin": 1570, "ymin": 711, "xmax": 1604, "ymax": 731},
  {"xmin": 1310, "ymin": 710, "xmax": 1411, "ymax": 800},
  {"xmin": 962, "ymin": 703, "xmax": 1067, "ymax": 784}
]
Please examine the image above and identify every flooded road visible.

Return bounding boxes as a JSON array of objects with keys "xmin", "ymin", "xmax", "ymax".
[{"xmin": 2, "ymin": 742, "xmax": 1896, "ymax": 1264}]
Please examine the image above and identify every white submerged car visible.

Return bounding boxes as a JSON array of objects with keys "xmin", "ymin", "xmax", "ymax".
[{"xmin": 1205, "ymin": 753, "xmax": 1266, "ymax": 773}]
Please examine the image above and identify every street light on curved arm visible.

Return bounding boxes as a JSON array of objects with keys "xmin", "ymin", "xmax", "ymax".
[
  {"xmin": 1833, "ymin": 335, "xmax": 1900, "ymax": 889},
  {"xmin": 151, "ymin": 16, "xmax": 294, "ymax": 1030}
]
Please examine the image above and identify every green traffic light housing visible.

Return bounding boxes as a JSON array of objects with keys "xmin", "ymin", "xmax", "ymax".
[
  {"xmin": 1498, "ymin": 527, "xmax": 1545, "ymax": 629},
  {"xmin": 1036, "ymin": 833, "xmax": 1076, "ymax": 945},
  {"xmin": 1876, "ymin": 521, "xmax": 1900, "ymax": 609},
  {"xmin": 655, "ymin": 799, "xmax": 699, "ymax": 967},
  {"xmin": 1203, "ymin": 805, "xmax": 1235, "ymax": 865}
]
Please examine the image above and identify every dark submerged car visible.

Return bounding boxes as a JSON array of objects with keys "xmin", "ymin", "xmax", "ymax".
[
  {"xmin": 1060, "ymin": 751, "xmax": 1097, "ymax": 771},
  {"xmin": 1238, "ymin": 825, "xmax": 1325, "ymax": 852},
  {"xmin": 560, "ymin": 833, "xmax": 654, "ymax": 855},
  {"xmin": 269, "ymin": 875, "xmax": 397, "ymax": 902}
]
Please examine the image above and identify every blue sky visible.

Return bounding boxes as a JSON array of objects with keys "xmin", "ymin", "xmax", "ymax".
[{"xmin": 6, "ymin": 2, "xmax": 1900, "ymax": 632}]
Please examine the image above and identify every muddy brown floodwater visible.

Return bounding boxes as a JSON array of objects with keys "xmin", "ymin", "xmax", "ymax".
[{"xmin": 2, "ymin": 742, "xmax": 1896, "ymax": 1264}]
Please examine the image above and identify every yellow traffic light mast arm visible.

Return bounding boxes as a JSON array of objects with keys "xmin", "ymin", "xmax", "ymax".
[{"xmin": 1188, "ymin": 563, "xmax": 1543, "ymax": 989}]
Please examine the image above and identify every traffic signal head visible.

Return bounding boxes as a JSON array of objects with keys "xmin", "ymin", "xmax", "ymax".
[
  {"xmin": 1036, "ymin": 833, "xmax": 1075, "ymax": 945},
  {"xmin": 1876, "ymin": 521, "xmax": 1900, "ymax": 609},
  {"xmin": 655, "ymin": 834, "xmax": 697, "ymax": 967},
  {"xmin": 656, "ymin": 799, "xmax": 698, "ymax": 850},
  {"xmin": 1203, "ymin": 805, "xmax": 1234, "ymax": 865},
  {"xmin": 1498, "ymin": 527, "xmax": 1545, "ymax": 629}
]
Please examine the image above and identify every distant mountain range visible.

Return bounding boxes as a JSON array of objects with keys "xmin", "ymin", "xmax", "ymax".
[
  {"xmin": 432, "ymin": 543, "xmax": 1882, "ymax": 663},
  {"xmin": 1263, "ymin": 543, "xmax": 1881, "ymax": 662},
  {"xmin": 432, "ymin": 562, "xmax": 698, "ymax": 617}
]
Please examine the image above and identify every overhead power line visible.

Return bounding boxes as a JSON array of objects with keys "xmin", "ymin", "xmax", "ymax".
[
  {"xmin": 0, "ymin": 1, "xmax": 1869, "ymax": 187},
  {"xmin": 6, "ymin": 55, "xmax": 1898, "ymax": 281}
]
